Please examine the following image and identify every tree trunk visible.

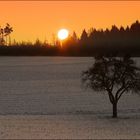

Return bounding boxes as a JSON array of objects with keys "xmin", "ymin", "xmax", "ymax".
[
  {"xmin": 9, "ymin": 35, "xmax": 11, "ymax": 46},
  {"xmin": 112, "ymin": 102, "xmax": 117, "ymax": 118}
]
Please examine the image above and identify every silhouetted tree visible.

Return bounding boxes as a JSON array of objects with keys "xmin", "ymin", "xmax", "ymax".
[
  {"xmin": 82, "ymin": 55, "xmax": 140, "ymax": 118},
  {"xmin": 4, "ymin": 23, "xmax": 13, "ymax": 45},
  {"xmin": 130, "ymin": 20, "xmax": 140, "ymax": 33},
  {"xmin": 0, "ymin": 27, "xmax": 5, "ymax": 45},
  {"xmin": 80, "ymin": 29, "xmax": 88, "ymax": 46},
  {"xmin": 72, "ymin": 31, "xmax": 78, "ymax": 42},
  {"xmin": 34, "ymin": 38, "xmax": 42, "ymax": 47}
]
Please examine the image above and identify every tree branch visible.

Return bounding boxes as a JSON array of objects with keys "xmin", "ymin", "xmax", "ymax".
[
  {"xmin": 117, "ymin": 85, "xmax": 130, "ymax": 101},
  {"xmin": 107, "ymin": 88, "xmax": 115, "ymax": 104},
  {"xmin": 110, "ymin": 66, "xmax": 117, "ymax": 92},
  {"xmin": 115, "ymin": 80, "xmax": 125, "ymax": 100}
]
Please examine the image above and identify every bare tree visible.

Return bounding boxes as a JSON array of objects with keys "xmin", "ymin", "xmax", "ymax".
[
  {"xmin": 0, "ymin": 27, "xmax": 5, "ymax": 45},
  {"xmin": 4, "ymin": 23, "xmax": 13, "ymax": 45},
  {"xmin": 82, "ymin": 55, "xmax": 140, "ymax": 118}
]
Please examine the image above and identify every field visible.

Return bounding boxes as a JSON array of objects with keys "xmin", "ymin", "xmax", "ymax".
[{"xmin": 0, "ymin": 57, "xmax": 140, "ymax": 139}]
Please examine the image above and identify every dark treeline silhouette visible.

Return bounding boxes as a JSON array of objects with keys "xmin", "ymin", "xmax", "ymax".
[
  {"xmin": 81, "ymin": 20, "xmax": 140, "ymax": 56},
  {"xmin": 0, "ymin": 21, "xmax": 140, "ymax": 56},
  {"xmin": 0, "ymin": 42, "xmax": 59, "ymax": 56}
]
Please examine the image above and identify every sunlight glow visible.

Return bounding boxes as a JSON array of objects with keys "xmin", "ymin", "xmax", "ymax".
[{"xmin": 58, "ymin": 29, "xmax": 69, "ymax": 40}]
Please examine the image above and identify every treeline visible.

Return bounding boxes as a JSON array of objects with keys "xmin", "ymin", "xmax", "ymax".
[
  {"xmin": 0, "ymin": 41, "xmax": 59, "ymax": 56},
  {"xmin": 0, "ymin": 21, "xmax": 140, "ymax": 56},
  {"xmin": 62, "ymin": 20, "xmax": 140, "ymax": 56}
]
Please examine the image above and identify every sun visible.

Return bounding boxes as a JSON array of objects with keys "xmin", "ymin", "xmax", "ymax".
[{"xmin": 58, "ymin": 29, "xmax": 69, "ymax": 40}]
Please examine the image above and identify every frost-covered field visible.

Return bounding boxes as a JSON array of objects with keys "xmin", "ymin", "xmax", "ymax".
[
  {"xmin": 1, "ymin": 115, "xmax": 140, "ymax": 139},
  {"xmin": 0, "ymin": 57, "xmax": 140, "ymax": 139}
]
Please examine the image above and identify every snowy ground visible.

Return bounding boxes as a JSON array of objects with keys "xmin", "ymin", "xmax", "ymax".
[
  {"xmin": 0, "ymin": 114, "xmax": 140, "ymax": 139},
  {"xmin": 0, "ymin": 57, "xmax": 140, "ymax": 139}
]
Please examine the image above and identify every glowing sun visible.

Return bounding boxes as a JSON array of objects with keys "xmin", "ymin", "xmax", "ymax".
[{"xmin": 58, "ymin": 29, "xmax": 69, "ymax": 40}]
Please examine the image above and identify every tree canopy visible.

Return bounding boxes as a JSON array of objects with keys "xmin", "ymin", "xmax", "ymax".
[{"xmin": 82, "ymin": 55, "xmax": 140, "ymax": 118}]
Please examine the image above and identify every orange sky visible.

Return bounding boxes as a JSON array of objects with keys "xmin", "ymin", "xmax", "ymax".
[{"xmin": 0, "ymin": 1, "xmax": 140, "ymax": 43}]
